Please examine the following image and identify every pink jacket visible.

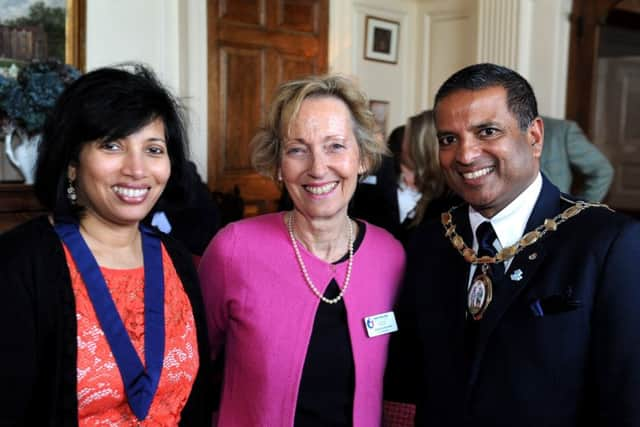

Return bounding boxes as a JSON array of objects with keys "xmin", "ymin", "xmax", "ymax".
[{"xmin": 199, "ymin": 212, "xmax": 405, "ymax": 426}]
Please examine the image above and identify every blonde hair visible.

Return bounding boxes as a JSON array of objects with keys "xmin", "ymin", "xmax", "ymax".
[
  {"xmin": 408, "ymin": 110, "xmax": 445, "ymax": 225},
  {"xmin": 251, "ymin": 74, "xmax": 388, "ymax": 179}
]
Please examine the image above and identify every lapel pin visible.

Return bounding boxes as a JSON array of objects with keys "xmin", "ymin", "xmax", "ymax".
[
  {"xmin": 528, "ymin": 253, "xmax": 538, "ymax": 260},
  {"xmin": 510, "ymin": 269, "xmax": 523, "ymax": 282}
]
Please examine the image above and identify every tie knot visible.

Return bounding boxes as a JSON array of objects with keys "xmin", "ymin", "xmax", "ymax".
[{"xmin": 475, "ymin": 221, "xmax": 497, "ymax": 257}]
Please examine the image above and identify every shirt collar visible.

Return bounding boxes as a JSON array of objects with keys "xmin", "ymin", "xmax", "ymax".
[{"xmin": 468, "ymin": 172, "xmax": 542, "ymax": 251}]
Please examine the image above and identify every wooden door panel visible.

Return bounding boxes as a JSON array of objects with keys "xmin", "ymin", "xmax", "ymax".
[
  {"xmin": 218, "ymin": 45, "xmax": 264, "ymax": 172},
  {"xmin": 594, "ymin": 57, "xmax": 640, "ymax": 210},
  {"xmin": 218, "ymin": 26, "xmax": 323, "ymax": 56},
  {"xmin": 278, "ymin": 0, "xmax": 319, "ymax": 33},
  {"xmin": 208, "ymin": 0, "xmax": 328, "ymax": 216},
  {"xmin": 279, "ymin": 54, "xmax": 316, "ymax": 82},
  {"xmin": 218, "ymin": 0, "xmax": 264, "ymax": 26}
]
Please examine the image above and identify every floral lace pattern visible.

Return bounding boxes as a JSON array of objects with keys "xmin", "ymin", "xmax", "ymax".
[{"xmin": 64, "ymin": 244, "xmax": 199, "ymax": 426}]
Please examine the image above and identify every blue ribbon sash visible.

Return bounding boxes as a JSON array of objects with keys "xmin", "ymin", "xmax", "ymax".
[{"xmin": 55, "ymin": 222, "xmax": 165, "ymax": 421}]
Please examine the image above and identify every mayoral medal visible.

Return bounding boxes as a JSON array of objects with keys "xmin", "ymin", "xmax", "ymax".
[
  {"xmin": 442, "ymin": 198, "xmax": 602, "ymax": 321},
  {"xmin": 468, "ymin": 264, "xmax": 493, "ymax": 320}
]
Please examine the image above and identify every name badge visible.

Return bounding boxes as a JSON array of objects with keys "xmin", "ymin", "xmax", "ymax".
[{"xmin": 364, "ymin": 311, "xmax": 398, "ymax": 338}]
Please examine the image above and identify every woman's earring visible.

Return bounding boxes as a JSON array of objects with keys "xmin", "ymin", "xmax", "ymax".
[
  {"xmin": 277, "ymin": 170, "xmax": 282, "ymax": 181},
  {"xmin": 67, "ymin": 179, "xmax": 77, "ymax": 205}
]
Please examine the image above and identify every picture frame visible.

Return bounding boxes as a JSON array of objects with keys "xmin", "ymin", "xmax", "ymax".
[
  {"xmin": 369, "ymin": 100, "xmax": 390, "ymax": 139},
  {"xmin": 0, "ymin": 0, "xmax": 85, "ymax": 70},
  {"xmin": 0, "ymin": 0, "xmax": 85, "ymax": 183},
  {"xmin": 66, "ymin": 0, "xmax": 86, "ymax": 71},
  {"xmin": 364, "ymin": 15, "xmax": 400, "ymax": 64}
]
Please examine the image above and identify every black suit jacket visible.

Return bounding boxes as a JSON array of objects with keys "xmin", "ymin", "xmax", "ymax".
[{"xmin": 386, "ymin": 176, "xmax": 640, "ymax": 426}]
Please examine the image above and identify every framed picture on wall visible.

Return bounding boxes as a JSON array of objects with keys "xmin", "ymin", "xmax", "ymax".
[
  {"xmin": 364, "ymin": 15, "xmax": 399, "ymax": 64},
  {"xmin": 0, "ymin": 0, "xmax": 85, "ymax": 184},
  {"xmin": 0, "ymin": 0, "xmax": 85, "ymax": 70},
  {"xmin": 369, "ymin": 100, "xmax": 390, "ymax": 139}
]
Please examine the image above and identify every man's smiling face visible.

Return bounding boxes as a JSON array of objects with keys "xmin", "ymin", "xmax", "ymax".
[{"xmin": 435, "ymin": 85, "xmax": 543, "ymax": 218}]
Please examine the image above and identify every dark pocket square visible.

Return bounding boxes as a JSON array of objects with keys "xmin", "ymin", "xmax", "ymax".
[{"xmin": 529, "ymin": 295, "xmax": 582, "ymax": 317}]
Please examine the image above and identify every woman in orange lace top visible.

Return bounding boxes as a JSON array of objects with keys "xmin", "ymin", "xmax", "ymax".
[{"xmin": 0, "ymin": 65, "xmax": 213, "ymax": 425}]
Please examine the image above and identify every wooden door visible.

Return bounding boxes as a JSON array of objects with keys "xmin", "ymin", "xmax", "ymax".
[
  {"xmin": 566, "ymin": 0, "xmax": 640, "ymax": 213},
  {"xmin": 565, "ymin": 0, "xmax": 618, "ymax": 137},
  {"xmin": 593, "ymin": 57, "xmax": 640, "ymax": 211},
  {"xmin": 207, "ymin": 0, "xmax": 328, "ymax": 216}
]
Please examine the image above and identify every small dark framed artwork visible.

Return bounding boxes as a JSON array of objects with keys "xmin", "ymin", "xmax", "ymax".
[
  {"xmin": 369, "ymin": 100, "xmax": 390, "ymax": 139},
  {"xmin": 364, "ymin": 15, "xmax": 399, "ymax": 64}
]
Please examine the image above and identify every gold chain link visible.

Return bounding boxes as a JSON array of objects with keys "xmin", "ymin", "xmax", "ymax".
[{"xmin": 441, "ymin": 197, "xmax": 612, "ymax": 265}]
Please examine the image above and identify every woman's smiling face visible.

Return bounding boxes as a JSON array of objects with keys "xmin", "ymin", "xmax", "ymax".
[
  {"xmin": 69, "ymin": 118, "xmax": 171, "ymax": 227},
  {"xmin": 280, "ymin": 96, "xmax": 363, "ymax": 221}
]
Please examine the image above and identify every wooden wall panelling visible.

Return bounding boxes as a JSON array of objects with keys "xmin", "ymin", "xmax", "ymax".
[
  {"xmin": 219, "ymin": 0, "xmax": 264, "ymax": 26},
  {"xmin": 0, "ymin": 184, "xmax": 47, "ymax": 233}
]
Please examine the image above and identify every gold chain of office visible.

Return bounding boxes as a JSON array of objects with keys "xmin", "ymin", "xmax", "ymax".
[{"xmin": 441, "ymin": 197, "xmax": 612, "ymax": 266}]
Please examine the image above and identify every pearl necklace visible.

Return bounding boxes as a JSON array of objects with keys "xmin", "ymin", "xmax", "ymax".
[{"xmin": 287, "ymin": 212, "xmax": 354, "ymax": 304}]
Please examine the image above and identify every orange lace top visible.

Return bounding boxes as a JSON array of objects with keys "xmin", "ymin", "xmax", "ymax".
[{"xmin": 63, "ymin": 244, "xmax": 199, "ymax": 426}]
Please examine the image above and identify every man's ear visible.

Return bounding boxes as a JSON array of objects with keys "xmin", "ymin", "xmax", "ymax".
[{"xmin": 528, "ymin": 117, "xmax": 544, "ymax": 158}]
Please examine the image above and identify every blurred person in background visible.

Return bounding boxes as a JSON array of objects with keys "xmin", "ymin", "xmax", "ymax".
[
  {"xmin": 351, "ymin": 110, "xmax": 456, "ymax": 243},
  {"xmin": 540, "ymin": 115, "xmax": 613, "ymax": 202}
]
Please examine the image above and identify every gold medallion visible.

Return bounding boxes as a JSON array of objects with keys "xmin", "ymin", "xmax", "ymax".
[{"xmin": 468, "ymin": 271, "xmax": 493, "ymax": 320}]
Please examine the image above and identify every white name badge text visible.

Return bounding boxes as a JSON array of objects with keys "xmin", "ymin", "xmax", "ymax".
[{"xmin": 364, "ymin": 311, "xmax": 398, "ymax": 338}]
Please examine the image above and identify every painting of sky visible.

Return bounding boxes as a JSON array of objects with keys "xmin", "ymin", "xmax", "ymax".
[{"xmin": 0, "ymin": 0, "xmax": 65, "ymax": 21}]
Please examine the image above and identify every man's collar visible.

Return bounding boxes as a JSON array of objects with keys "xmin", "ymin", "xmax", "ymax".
[{"xmin": 468, "ymin": 172, "xmax": 542, "ymax": 250}]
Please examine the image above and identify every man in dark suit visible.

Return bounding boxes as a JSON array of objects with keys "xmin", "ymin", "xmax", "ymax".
[{"xmin": 385, "ymin": 63, "xmax": 640, "ymax": 426}]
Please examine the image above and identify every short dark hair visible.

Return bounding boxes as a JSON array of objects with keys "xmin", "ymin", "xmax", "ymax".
[
  {"xmin": 433, "ymin": 63, "xmax": 538, "ymax": 131},
  {"xmin": 35, "ymin": 64, "xmax": 190, "ymax": 219}
]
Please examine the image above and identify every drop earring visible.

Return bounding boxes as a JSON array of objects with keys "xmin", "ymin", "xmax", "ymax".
[{"xmin": 67, "ymin": 179, "xmax": 77, "ymax": 205}]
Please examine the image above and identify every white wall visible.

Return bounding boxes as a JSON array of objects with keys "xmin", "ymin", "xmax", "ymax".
[
  {"xmin": 330, "ymin": 0, "xmax": 420, "ymax": 135},
  {"xmin": 86, "ymin": 0, "xmax": 209, "ymax": 177},
  {"xmin": 416, "ymin": 0, "xmax": 478, "ymax": 110},
  {"xmin": 525, "ymin": 0, "xmax": 572, "ymax": 118},
  {"xmin": 417, "ymin": 0, "xmax": 572, "ymax": 117},
  {"xmin": 331, "ymin": 0, "xmax": 572, "ymax": 122}
]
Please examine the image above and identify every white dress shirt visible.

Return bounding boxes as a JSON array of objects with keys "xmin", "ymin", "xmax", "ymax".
[{"xmin": 467, "ymin": 173, "xmax": 543, "ymax": 287}]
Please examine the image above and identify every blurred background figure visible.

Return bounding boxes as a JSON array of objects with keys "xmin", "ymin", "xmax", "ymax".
[
  {"xmin": 199, "ymin": 74, "xmax": 405, "ymax": 426},
  {"xmin": 146, "ymin": 160, "xmax": 222, "ymax": 262},
  {"xmin": 540, "ymin": 116, "xmax": 613, "ymax": 202},
  {"xmin": 348, "ymin": 125, "xmax": 402, "ymax": 237},
  {"xmin": 351, "ymin": 110, "xmax": 456, "ymax": 243},
  {"xmin": 0, "ymin": 65, "xmax": 213, "ymax": 426}
]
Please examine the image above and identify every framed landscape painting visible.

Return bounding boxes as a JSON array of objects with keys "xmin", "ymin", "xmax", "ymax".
[{"xmin": 0, "ymin": 0, "xmax": 85, "ymax": 70}]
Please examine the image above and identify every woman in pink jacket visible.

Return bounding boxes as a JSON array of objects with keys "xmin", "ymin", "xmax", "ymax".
[{"xmin": 199, "ymin": 75, "xmax": 406, "ymax": 426}]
